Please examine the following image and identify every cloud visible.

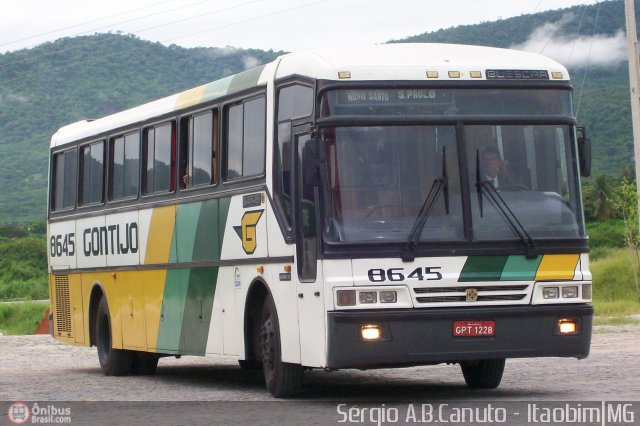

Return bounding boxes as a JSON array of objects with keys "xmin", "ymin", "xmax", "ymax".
[
  {"xmin": 242, "ymin": 55, "xmax": 260, "ymax": 70},
  {"xmin": 511, "ymin": 13, "xmax": 627, "ymax": 69}
]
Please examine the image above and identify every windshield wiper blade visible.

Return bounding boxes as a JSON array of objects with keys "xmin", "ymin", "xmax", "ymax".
[
  {"xmin": 475, "ymin": 150, "xmax": 537, "ymax": 258},
  {"xmin": 401, "ymin": 147, "xmax": 449, "ymax": 262}
]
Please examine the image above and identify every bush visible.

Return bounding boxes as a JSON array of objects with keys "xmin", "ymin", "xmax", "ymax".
[
  {"xmin": 0, "ymin": 303, "xmax": 49, "ymax": 335},
  {"xmin": 586, "ymin": 220, "xmax": 626, "ymax": 252},
  {"xmin": 591, "ymin": 248, "xmax": 639, "ymax": 302}
]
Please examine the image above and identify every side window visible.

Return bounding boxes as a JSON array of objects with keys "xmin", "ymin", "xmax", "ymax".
[
  {"xmin": 51, "ymin": 148, "xmax": 77, "ymax": 211},
  {"xmin": 110, "ymin": 132, "xmax": 140, "ymax": 201},
  {"xmin": 225, "ymin": 96, "xmax": 266, "ymax": 180},
  {"xmin": 275, "ymin": 84, "xmax": 313, "ymax": 226},
  {"xmin": 180, "ymin": 110, "xmax": 218, "ymax": 188},
  {"xmin": 144, "ymin": 122, "xmax": 176, "ymax": 194},
  {"xmin": 79, "ymin": 141, "xmax": 105, "ymax": 206}
]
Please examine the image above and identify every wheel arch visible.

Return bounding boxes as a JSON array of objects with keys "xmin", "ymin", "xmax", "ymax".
[
  {"xmin": 88, "ymin": 282, "xmax": 107, "ymax": 347},
  {"xmin": 242, "ymin": 278, "xmax": 270, "ymax": 361}
]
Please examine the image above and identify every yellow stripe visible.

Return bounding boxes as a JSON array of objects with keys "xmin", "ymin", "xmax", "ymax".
[
  {"xmin": 142, "ymin": 270, "xmax": 167, "ymax": 351},
  {"xmin": 535, "ymin": 254, "xmax": 580, "ymax": 281},
  {"xmin": 175, "ymin": 84, "xmax": 208, "ymax": 110},
  {"xmin": 144, "ymin": 206, "xmax": 176, "ymax": 264}
]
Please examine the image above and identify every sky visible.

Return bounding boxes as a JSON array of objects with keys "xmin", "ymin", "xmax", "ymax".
[{"xmin": 0, "ymin": 0, "xmax": 606, "ymax": 55}]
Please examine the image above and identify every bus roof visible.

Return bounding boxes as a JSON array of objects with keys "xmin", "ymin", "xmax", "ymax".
[{"xmin": 51, "ymin": 43, "xmax": 569, "ymax": 148}]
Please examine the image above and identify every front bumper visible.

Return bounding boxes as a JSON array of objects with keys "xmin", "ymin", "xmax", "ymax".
[{"xmin": 327, "ymin": 304, "xmax": 593, "ymax": 369}]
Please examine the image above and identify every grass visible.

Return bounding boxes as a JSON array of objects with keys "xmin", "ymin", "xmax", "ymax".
[
  {"xmin": 591, "ymin": 247, "xmax": 640, "ymax": 323},
  {"xmin": 0, "ymin": 303, "xmax": 49, "ymax": 335}
]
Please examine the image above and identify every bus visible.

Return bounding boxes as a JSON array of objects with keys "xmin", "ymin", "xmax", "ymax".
[{"xmin": 47, "ymin": 43, "xmax": 593, "ymax": 398}]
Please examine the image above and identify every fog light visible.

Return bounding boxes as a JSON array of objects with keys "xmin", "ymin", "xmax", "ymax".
[
  {"xmin": 359, "ymin": 291, "xmax": 377, "ymax": 304},
  {"xmin": 543, "ymin": 287, "xmax": 559, "ymax": 299},
  {"xmin": 558, "ymin": 319, "xmax": 577, "ymax": 334},
  {"xmin": 582, "ymin": 284, "xmax": 592, "ymax": 300},
  {"xmin": 380, "ymin": 291, "xmax": 397, "ymax": 303},
  {"xmin": 337, "ymin": 290, "xmax": 356, "ymax": 306},
  {"xmin": 361, "ymin": 324, "xmax": 381, "ymax": 340},
  {"xmin": 562, "ymin": 286, "xmax": 579, "ymax": 298}
]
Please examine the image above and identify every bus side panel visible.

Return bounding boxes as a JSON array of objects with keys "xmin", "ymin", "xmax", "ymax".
[
  {"xmin": 79, "ymin": 271, "xmax": 123, "ymax": 349},
  {"xmin": 143, "ymin": 269, "xmax": 167, "ymax": 352}
]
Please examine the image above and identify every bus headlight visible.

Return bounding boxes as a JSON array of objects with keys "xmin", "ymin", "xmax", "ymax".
[
  {"xmin": 561, "ymin": 286, "xmax": 579, "ymax": 298},
  {"xmin": 359, "ymin": 292, "xmax": 377, "ymax": 304},
  {"xmin": 543, "ymin": 287, "xmax": 559, "ymax": 299},
  {"xmin": 380, "ymin": 291, "xmax": 397, "ymax": 303}
]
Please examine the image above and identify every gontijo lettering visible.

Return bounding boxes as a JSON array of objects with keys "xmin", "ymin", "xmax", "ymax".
[{"xmin": 82, "ymin": 222, "xmax": 138, "ymax": 256}]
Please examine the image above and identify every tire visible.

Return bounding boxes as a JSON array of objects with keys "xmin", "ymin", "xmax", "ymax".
[
  {"xmin": 96, "ymin": 297, "xmax": 134, "ymax": 376},
  {"xmin": 131, "ymin": 352, "xmax": 159, "ymax": 375},
  {"xmin": 461, "ymin": 359, "xmax": 506, "ymax": 389},
  {"xmin": 260, "ymin": 294, "xmax": 302, "ymax": 398}
]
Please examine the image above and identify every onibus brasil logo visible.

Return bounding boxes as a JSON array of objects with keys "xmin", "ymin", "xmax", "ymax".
[{"xmin": 7, "ymin": 402, "xmax": 30, "ymax": 424}]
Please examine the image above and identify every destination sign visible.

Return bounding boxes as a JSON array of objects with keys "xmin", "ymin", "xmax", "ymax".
[{"xmin": 338, "ymin": 89, "xmax": 451, "ymax": 104}]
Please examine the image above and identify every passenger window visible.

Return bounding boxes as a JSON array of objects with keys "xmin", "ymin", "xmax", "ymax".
[
  {"xmin": 144, "ymin": 122, "xmax": 176, "ymax": 194},
  {"xmin": 79, "ymin": 141, "xmax": 105, "ymax": 206},
  {"xmin": 180, "ymin": 110, "xmax": 218, "ymax": 188},
  {"xmin": 52, "ymin": 148, "xmax": 77, "ymax": 211},
  {"xmin": 110, "ymin": 132, "xmax": 140, "ymax": 200},
  {"xmin": 225, "ymin": 96, "xmax": 265, "ymax": 180}
]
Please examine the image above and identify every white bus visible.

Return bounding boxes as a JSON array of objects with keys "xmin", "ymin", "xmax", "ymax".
[{"xmin": 48, "ymin": 43, "xmax": 593, "ymax": 397}]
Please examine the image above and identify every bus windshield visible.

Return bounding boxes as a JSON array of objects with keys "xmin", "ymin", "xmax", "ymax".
[{"xmin": 320, "ymin": 115, "xmax": 583, "ymax": 245}]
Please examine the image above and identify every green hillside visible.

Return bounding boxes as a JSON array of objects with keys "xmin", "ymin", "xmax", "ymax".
[
  {"xmin": 0, "ymin": 34, "xmax": 281, "ymax": 220},
  {"xmin": 0, "ymin": 0, "xmax": 636, "ymax": 221}
]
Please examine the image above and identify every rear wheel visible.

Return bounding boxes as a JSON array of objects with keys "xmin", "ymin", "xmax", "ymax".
[
  {"xmin": 260, "ymin": 294, "xmax": 302, "ymax": 398},
  {"xmin": 461, "ymin": 359, "xmax": 505, "ymax": 389},
  {"xmin": 96, "ymin": 297, "xmax": 133, "ymax": 376}
]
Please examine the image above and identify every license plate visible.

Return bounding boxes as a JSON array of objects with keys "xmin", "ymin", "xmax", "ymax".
[{"xmin": 453, "ymin": 320, "xmax": 495, "ymax": 337}]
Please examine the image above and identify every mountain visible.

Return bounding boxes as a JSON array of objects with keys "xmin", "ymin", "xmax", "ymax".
[
  {"xmin": 0, "ymin": 0, "xmax": 635, "ymax": 221},
  {"xmin": 0, "ymin": 34, "xmax": 281, "ymax": 220}
]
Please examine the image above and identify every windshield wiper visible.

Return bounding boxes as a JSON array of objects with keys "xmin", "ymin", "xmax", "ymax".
[
  {"xmin": 401, "ymin": 147, "xmax": 449, "ymax": 262},
  {"xmin": 475, "ymin": 150, "xmax": 537, "ymax": 258}
]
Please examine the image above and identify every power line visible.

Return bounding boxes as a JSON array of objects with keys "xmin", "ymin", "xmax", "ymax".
[
  {"xmin": 0, "ymin": 0, "xmax": 262, "ymax": 72},
  {"xmin": 0, "ymin": 0, "xmax": 179, "ymax": 49},
  {"xmin": 0, "ymin": 0, "xmax": 327, "ymax": 86},
  {"xmin": 164, "ymin": 0, "xmax": 328, "ymax": 43},
  {"xmin": 575, "ymin": 2, "xmax": 602, "ymax": 119}
]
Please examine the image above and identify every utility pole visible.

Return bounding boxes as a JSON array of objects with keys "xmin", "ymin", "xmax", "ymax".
[{"xmin": 625, "ymin": 0, "xmax": 640, "ymax": 230}]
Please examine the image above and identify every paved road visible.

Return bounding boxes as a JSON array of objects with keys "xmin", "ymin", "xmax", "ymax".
[{"xmin": 0, "ymin": 326, "xmax": 638, "ymax": 425}]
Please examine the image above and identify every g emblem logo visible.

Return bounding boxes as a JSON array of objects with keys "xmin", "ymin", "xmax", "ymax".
[
  {"xmin": 465, "ymin": 288, "xmax": 478, "ymax": 302},
  {"xmin": 234, "ymin": 210, "xmax": 264, "ymax": 254}
]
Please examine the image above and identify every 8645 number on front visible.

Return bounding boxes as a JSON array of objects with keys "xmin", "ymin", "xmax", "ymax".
[{"xmin": 368, "ymin": 267, "xmax": 442, "ymax": 282}]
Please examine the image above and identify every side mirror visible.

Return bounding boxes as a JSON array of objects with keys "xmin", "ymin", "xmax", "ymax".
[
  {"xmin": 302, "ymin": 137, "xmax": 321, "ymax": 187},
  {"xmin": 577, "ymin": 127, "xmax": 591, "ymax": 177}
]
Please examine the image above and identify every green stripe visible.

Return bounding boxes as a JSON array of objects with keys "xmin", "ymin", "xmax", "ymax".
[
  {"xmin": 156, "ymin": 196, "xmax": 233, "ymax": 354},
  {"xmin": 192, "ymin": 198, "xmax": 221, "ymax": 261},
  {"xmin": 500, "ymin": 255, "xmax": 542, "ymax": 281},
  {"xmin": 459, "ymin": 256, "xmax": 509, "ymax": 282},
  {"xmin": 176, "ymin": 202, "xmax": 202, "ymax": 263},
  {"xmin": 228, "ymin": 65, "xmax": 266, "ymax": 94},
  {"xmin": 181, "ymin": 267, "xmax": 218, "ymax": 355},
  {"xmin": 156, "ymin": 268, "xmax": 189, "ymax": 353}
]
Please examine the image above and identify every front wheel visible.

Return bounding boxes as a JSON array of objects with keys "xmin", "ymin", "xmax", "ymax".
[
  {"xmin": 96, "ymin": 297, "xmax": 134, "ymax": 376},
  {"xmin": 260, "ymin": 294, "xmax": 302, "ymax": 398},
  {"xmin": 460, "ymin": 359, "xmax": 505, "ymax": 389}
]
